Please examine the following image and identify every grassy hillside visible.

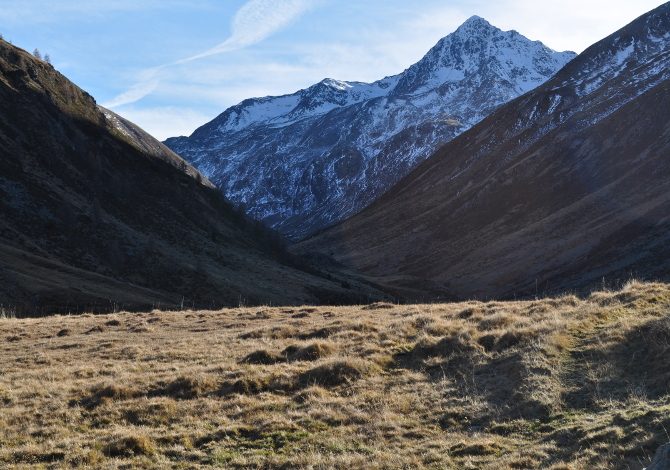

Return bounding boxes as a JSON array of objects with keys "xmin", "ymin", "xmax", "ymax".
[
  {"xmin": 1, "ymin": 281, "xmax": 669, "ymax": 468},
  {"xmin": 0, "ymin": 39, "xmax": 386, "ymax": 314}
]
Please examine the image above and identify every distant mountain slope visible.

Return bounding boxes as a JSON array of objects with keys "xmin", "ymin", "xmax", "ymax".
[
  {"xmin": 297, "ymin": 3, "xmax": 670, "ymax": 299},
  {"xmin": 166, "ymin": 17, "xmax": 574, "ymax": 239},
  {"xmin": 0, "ymin": 40, "xmax": 385, "ymax": 315}
]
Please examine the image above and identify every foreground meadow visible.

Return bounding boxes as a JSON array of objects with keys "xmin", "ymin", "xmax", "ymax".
[{"xmin": 1, "ymin": 282, "xmax": 669, "ymax": 469}]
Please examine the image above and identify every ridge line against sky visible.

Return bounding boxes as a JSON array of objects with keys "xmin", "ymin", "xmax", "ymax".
[{"xmin": 1, "ymin": 0, "xmax": 665, "ymax": 139}]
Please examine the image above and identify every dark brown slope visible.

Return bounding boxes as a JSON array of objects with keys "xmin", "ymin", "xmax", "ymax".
[
  {"xmin": 297, "ymin": 3, "xmax": 670, "ymax": 300},
  {"xmin": 0, "ymin": 40, "xmax": 385, "ymax": 315}
]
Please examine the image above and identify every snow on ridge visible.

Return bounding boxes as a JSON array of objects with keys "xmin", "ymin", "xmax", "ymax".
[
  {"xmin": 571, "ymin": 24, "xmax": 670, "ymax": 97},
  {"xmin": 210, "ymin": 17, "xmax": 574, "ymax": 135},
  {"xmin": 166, "ymin": 16, "xmax": 578, "ymax": 239},
  {"xmin": 615, "ymin": 40, "xmax": 636, "ymax": 65}
]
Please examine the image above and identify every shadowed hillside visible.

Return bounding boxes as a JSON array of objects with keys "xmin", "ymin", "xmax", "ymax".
[
  {"xmin": 0, "ymin": 39, "xmax": 386, "ymax": 315},
  {"xmin": 297, "ymin": 3, "xmax": 670, "ymax": 301}
]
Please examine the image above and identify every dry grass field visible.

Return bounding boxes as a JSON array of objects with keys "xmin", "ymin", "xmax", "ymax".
[{"xmin": 1, "ymin": 281, "xmax": 669, "ymax": 469}]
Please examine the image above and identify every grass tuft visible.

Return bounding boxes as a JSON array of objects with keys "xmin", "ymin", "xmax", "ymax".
[
  {"xmin": 103, "ymin": 434, "xmax": 156, "ymax": 457},
  {"xmin": 298, "ymin": 359, "xmax": 380, "ymax": 388},
  {"xmin": 74, "ymin": 383, "xmax": 138, "ymax": 409},
  {"xmin": 150, "ymin": 375, "xmax": 218, "ymax": 400},
  {"xmin": 242, "ymin": 349, "xmax": 283, "ymax": 365},
  {"xmin": 282, "ymin": 341, "xmax": 337, "ymax": 362}
]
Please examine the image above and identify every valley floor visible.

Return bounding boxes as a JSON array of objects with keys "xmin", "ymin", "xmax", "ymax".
[{"xmin": 1, "ymin": 282, "xmax": 670, "ymax": 469}]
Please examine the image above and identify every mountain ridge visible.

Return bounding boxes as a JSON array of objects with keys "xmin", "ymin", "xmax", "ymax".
[
  {"xmin": 165, "ymin": 17, "xmax": 575, "ymax": 239},
  {"xmin": 295, "ymin": 2, "xmax": 670, "ymax": 299}
]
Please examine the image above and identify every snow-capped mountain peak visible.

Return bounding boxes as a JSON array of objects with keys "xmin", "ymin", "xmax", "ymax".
[
  {"xmin": 454, "ymin": 14, "xmax": 498, "ymax": 36},
  {"xmin": 166, "ymin": 17, "xmax": 576, "ymax": 239},
  {"xmin": 391, "ymin": 16, "xmax": 575, "ymax": 97},
  {"xmin": 318, "ymin": 78, "xmax": 353, "ymax": 91},
  {"xmin": 462, "ymin": 14, "xmax": 489, "ymax": 25}
]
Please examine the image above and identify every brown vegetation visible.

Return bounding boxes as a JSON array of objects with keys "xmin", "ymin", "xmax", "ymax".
[{"xmin": 0, "ymin": 281, "xmax": 669, "ymax": 468}]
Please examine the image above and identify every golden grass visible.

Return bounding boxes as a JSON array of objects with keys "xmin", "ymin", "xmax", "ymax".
[{"xmin": 1, "ymin": 281, "xmax": 669, "ymax": 468}]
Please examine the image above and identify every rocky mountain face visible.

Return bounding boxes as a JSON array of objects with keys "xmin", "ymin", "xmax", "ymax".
[
  {"xmin": 297, "ymin": 3, "xmax": 670, "ymax": 300},
  {"xmin": 0, "ymin": 40, "xmax": 386, "ymax": 315},
  {"xmin": 166, "ymin": 17, "xmax": 575, "ymax": 239}
]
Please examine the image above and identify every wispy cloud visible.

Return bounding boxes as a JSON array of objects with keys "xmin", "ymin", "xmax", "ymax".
[
  {"xmin": 102, "ymin": 67, "xmax": 163, "ymax": 108},
  {"xmin": 177, "ymin": 0, "xmax": 315, "ymax": 63},
  {"xmin": 102, "ymin": 0, "xmax": 316, "ymax": 108}
]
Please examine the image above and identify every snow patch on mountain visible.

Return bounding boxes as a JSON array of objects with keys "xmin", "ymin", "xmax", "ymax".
[{"xmin": 495, "ymin": 6, "xmax": 670, "ymax": 165}]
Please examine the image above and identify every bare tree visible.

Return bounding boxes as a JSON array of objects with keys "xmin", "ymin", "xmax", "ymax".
[
  {"xmin": 0, "ymin": 33, "xmax": 4, "ymax": 41},
  {"xmin": 44, "ymin": 54, "xmax": 51, "ymax": 65},
  {"xmin": 33, "ymin": 48, "xmax": 41, "ymax": 60}
]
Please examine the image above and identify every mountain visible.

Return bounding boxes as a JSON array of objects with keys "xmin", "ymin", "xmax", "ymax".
[
  {"xmin": 296, "ymin": 3, "xmax": 670, "ymax": 299},
  {"xmin": 0, "ymin": 39, "xmax": 386, "ymax": 315},
  {"xmin": 165, "ymin": 17, "xmax": 575, "ymax": 239}
]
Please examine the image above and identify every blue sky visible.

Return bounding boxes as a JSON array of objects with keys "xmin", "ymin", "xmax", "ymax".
[{"xmin": 1, "ymin": 0, "xmax": 665, "ymax": 139}]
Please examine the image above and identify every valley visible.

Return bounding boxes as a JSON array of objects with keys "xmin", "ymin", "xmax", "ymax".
[{"xmin": 1, "ymin": 2, "xmax": 670, "ymax": 469}]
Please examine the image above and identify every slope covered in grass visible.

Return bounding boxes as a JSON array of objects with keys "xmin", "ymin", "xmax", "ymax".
[
  {"xmin": 0, "ymin": 38, "xmax": 384, "ymax": 314},
  {"xmin": 1, "ymin": 282, "xmax": 669, "ymax": 468}
]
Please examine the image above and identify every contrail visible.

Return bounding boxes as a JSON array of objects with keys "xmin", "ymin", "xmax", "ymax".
[
  {"xmin": 102, "ymin": 66, "xmax": 164, "ymax": 108},
  {"xmin": 176, "ymin": 0, "xmax": 314, "ymax": 64},
  {"xmin": 103, "ymin": 0, "xmax": 316, "ymax": 108}
]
